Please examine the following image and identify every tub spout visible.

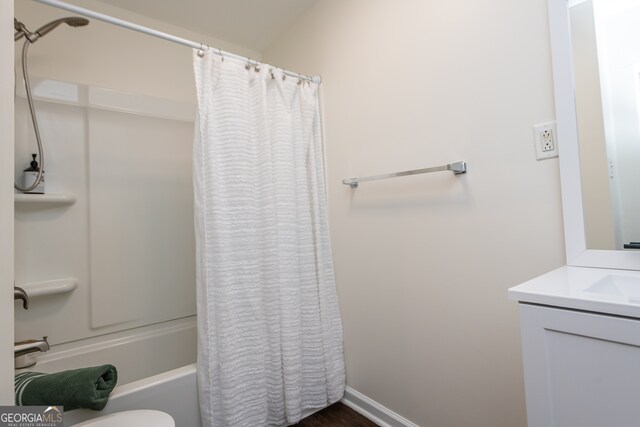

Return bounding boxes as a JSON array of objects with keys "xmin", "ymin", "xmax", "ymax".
[
  {"xmin": 15, "ymin": 336, "xmax": 49, "ymax": 358},
  {"xmin": 14, "ymin": 286, "xmax": 29, "ymax": 310},
  {"xmin": 15, "ymin": 336, "xmax": 50, "ymax": 368}
]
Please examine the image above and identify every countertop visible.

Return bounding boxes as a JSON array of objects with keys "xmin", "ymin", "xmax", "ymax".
[{"xmin": 508, "ymin": 266, "xmax": 640, "ymax": 318}]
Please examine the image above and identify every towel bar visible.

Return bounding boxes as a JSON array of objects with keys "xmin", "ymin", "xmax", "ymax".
[{"xmin": 342, "ymin": 161, "xmax": 467, "ymax": 188}]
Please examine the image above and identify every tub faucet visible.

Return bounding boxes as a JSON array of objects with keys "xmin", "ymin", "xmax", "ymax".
[
  {"xmin": 14, "ymin": 286, "xmax": 29, "ymax": 310},
  {"xmin": 15, "ymin": 337, "xmax": 49, "ymax": 369}
]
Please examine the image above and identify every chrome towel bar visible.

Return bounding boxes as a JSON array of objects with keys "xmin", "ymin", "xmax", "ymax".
[{"xmin": 342, "ymin": 161, "xmax": 467, "ymax": 188}]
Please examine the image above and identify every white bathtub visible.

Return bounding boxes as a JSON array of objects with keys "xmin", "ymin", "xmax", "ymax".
[
  {"xmin": 64, "ymin": 364, "xmax": 201, "ymax": 427},
  {"xmin": 16, "ymin": 317, "xmax": 200, "ymax": 426}
]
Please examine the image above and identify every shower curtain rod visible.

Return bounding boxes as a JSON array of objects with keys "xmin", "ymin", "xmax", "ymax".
[{"xmin": 32, "ymin": 0, "xmax": 321, "ymax": 84}]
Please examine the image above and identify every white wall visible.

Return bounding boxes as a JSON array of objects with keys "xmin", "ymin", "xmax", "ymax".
[
  {"xmin": 264, "ymin": 1, "xmax": 566, "ymax": 426},
  {"xmin": 0, "ymin": 0, "xmax": 15, "ymax": 404}
]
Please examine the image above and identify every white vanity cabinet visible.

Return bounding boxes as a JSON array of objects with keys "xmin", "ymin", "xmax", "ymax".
[{"xmin": 517, "ymin": 303, "xmax": 640, "ymax": 427}]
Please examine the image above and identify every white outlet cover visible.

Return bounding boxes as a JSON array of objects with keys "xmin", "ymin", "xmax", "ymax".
[{"xmin": 533, "ymin": 121, "xmax": 559, "ymax": 160}]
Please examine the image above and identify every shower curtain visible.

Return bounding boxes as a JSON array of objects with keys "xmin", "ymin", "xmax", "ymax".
[{"xmin": 192, "ymin": 51, "xmax": 345, "ymax": 427}]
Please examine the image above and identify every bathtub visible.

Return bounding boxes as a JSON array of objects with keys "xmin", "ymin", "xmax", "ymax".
[
  {"xmin": 64, "ymin": 364, "xmax": 201, "ymax": 427},
  {"xmin": 16, "ymin": 316, "xmax": 200, "ymax": 427}
]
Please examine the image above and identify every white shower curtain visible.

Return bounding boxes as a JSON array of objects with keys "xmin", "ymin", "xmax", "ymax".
[{"xmin": 192, "ymin": 51, "xmax": 345, "ymax": 427}]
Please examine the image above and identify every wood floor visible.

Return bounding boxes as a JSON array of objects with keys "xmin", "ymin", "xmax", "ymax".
[{"xmin": 292, "ymin": 402, "xmax": 379, "ymax": 426}]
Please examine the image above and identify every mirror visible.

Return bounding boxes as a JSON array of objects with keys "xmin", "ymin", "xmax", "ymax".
[
  {"xmin": 570, "ymin": 0, "xmax": 640, "ymax": 251},
  {"xmin": 549, "ymin": 0, "xmax": 640, "ymax": 269}
]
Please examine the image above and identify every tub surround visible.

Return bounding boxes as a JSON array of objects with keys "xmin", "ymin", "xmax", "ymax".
[{"xmin": 14, "ymin": 77, "xmax": 197, "ymax": 346}]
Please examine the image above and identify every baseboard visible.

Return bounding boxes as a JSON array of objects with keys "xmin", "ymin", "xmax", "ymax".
[{"xmin": 341, "ymin": 386, "xmax": 419, "ymax": 427}]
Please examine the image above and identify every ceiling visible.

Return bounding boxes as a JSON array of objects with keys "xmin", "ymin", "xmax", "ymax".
[{"xmin": 95, "ymin": 0, "xmax": 317, "ymax": 52}]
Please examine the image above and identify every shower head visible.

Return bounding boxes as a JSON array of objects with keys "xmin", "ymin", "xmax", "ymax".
[
  {"xmin": 35, "ymin": 17, "xmax": 89, "ymax": 37},
  {"xmin": 14, "ymin": 16, "xmax": 89, "ymax": 43}
]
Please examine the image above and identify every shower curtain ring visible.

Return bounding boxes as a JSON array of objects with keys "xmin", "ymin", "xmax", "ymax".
[
  {"xmin": 219, "ymin": 48, "xmax": 224, "ymax": 62},
  {"xmin": 197, "ymin": 43, "xmax": 205, "ymax": 58},
  {"xmin": 245, "ymin": 58, "xmax": 252, "ymax": 71}
]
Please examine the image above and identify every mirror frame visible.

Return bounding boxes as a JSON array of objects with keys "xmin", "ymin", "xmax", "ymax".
[{"xmin": 549, "ymin": 0, "xmax": 640, "ymax": 270}]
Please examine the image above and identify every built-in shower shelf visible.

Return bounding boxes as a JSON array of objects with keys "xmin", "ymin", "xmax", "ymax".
[
  {"xmin": 14, "ymin": 192, "xmax": 77, "ymax": 206},
  {"xmin": 18, "ymin": 278, "xmax": 78, "ymax": 298}
]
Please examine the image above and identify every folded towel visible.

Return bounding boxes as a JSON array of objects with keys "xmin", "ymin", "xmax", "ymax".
[{"xmin": 15, "ymin": 364, "xmax": 118, "ymax": 411}]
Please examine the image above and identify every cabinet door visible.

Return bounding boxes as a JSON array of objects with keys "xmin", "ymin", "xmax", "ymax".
[{"xmin": 519, "ymin": 304, "xmax": 640, "ymax": 427}]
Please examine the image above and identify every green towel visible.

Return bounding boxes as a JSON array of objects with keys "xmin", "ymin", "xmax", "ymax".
[{"xmin": 14, "ymin": 364, "xmax": 118, "ymax": 411}]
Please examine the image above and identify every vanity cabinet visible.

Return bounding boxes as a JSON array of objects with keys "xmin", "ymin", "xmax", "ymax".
[{"xmin": 518, "ymin": 303, "xmax": 640, "ymax": 427}]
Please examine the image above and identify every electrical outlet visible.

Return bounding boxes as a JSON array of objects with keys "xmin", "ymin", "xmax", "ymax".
[
  {"xmin": 541, "ymin": 129, "xmax": 554, "ymax": 151},
  {"xmin": 533, "ymin": 121, "xmax": 558, "ymax": 160}
]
